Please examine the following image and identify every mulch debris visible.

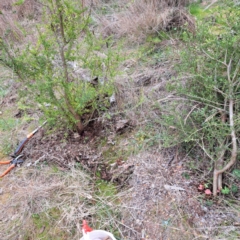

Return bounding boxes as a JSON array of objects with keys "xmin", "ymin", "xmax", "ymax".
[{"xmin": 19, "ymin": 120, "xmax": 134, "ymax": 184}]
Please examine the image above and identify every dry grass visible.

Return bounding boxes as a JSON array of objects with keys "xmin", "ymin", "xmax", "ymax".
[
  {"xmin": 0, "ymin": 166, "xmax": 88, "ymax": 239},
  {"xmin": 0, "ymin": 0, "xmax": 40, "ymax": 41},
  {"xmin": 119, "ymin": 151, "xmax": 197, "ymax": 239},
  {"xmin": 97, "ymin": 0, "xmax": 194, "ymax": 42},
  {"xmin": 120, "ymin": 151, "xmax": 240, "ymax": 240},
  {"xmin": 0, "ymin": 164, "xmax": 124, "ymax": 239},
  {"xmin": 0, "ymin": 12, "xmax": 22, "ymax": 41},
  {"xmin": 109, "ymin": 40, "xmax": 179, "ymax": 130}
]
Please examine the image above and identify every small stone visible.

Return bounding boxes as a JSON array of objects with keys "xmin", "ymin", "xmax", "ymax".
[
  {"xmin": 116, "ymin": 119, "xmax": 129, "ymax": 132},
  {"xmin": 136, "ymin": 219, "xmax": 141, "ymax": 225},
  {"xmin": 43, "ymin": 102, "xmax": 51, "ymax": 107},
  {"xmin": 109, "ymin": 93, "xmax": 116, "ymax": 103},
  {"xmin": 73, "ymin": 133, "xmax": 79, "ymax": 139}
]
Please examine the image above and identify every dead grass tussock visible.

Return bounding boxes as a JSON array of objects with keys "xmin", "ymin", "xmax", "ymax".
[
  {"xmin": 99, "ymin": 0, "xmax": 194, "ymax": 42},
  {"xmin": 0, "ymin": 165, "xmax": 123, "ymax": 239},
  {"xmin": 0, "ymin": 12, "xmax": 23, "ymax": 41},
  {"xmin": 0, "ymin": 0, "xmax": 40, "ymax": 41},
  {"xmin": 0, "ymin": 0, "xmax": 38, "ymax": 19},
  {"xmin": 17, "ymin": 0, "xmax": 39, "ymax": 20}
]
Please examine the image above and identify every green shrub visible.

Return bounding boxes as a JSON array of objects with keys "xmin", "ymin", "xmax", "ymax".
[
  {"xmin": 0, "ymin": 0, "xmax": 121, "ymax": 133},
  {"xmin": 164, "ymin": 1, "xmax": 240, "ymax": 196}
]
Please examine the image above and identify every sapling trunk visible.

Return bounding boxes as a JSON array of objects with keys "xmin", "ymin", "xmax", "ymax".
[
  {"xmin": 55, "ymin": 0, "xmax": 84, "ymax": 134},
  {"xmin": 56, "ymin": 0, "xmax": 67, "ymax": 45},
  {"xmin": 213, "ymin": 99, "xmax": 237, "ymax": 196}
]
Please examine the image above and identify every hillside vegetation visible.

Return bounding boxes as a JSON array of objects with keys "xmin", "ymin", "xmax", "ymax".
[{"xmin": 0, "ymin": 0, "xmax": 240, "ymax": 239}]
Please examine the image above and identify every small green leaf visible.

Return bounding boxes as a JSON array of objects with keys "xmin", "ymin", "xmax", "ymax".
[
  {"xmin": 221, "ymin": 186, "xmax": 230, "ymax": 195},
  {"xmin": 13, "ymin": 0, "xmax": 25, "ymax": 6},
  {"xmin": 232, "ymin": 169, "xmax": 240, "ymax": 179},
  {"xmin": 205, "ymin": 200, "xmax": 213, "ymax": 206},
  {"xmin": 106, "ymin": 113, "xmax": 111, "ymax": 120},
  {"xmin": 32, "ymin": 213, "xmax": 40, "ymax": 219},
  {"xmin": 204, "ymin": 183, "xmax": 209, "ymax": 188},
  {"xmin": 231, "ymin": 184, "xmax": 238, "ymax": 193},
  {"xmin": 181, "ymin": 172, "xmax": 190, "ymax": 179}
]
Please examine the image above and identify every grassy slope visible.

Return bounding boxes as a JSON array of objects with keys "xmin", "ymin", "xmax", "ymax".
[{"xmin": 0, "ymin": 0, "xmax": 240, "ymax": 239}]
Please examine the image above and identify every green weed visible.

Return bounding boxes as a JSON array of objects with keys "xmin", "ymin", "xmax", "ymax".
[
  {"xmin": 96, "ymin": 180, "xmax": 117, "ymax": 197},
  {"xmin": 29, "ymin": 208, "xmax": 67, "ymax": 240},
  {"xmin": 0, "ymin": 118, "xmax": 18, "ymax": 131},
  {"xmin": 221, "ymin": 186, "xmax": 230, "ymax": 195},
  {"xmin": 232, "ymin": 169, "xmax": 240, "ymax": 180}
]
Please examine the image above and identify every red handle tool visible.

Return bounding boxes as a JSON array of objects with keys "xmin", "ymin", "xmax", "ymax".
[
  {"xmin": 0, "ymin": 155, "xmax": 24, "ymax": 178},
  {"xmin": 13, "ymin": 121, "xmax": 47, "ymax": 157},
  {"xmin": 0, "ymin": 121, "xmax": 47, "ymax": 178}
]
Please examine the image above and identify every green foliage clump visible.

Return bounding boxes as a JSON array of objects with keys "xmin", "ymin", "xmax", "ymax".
[
  {"xmin": 221, "ymin": 186, "xmax": 230, "ymax": 195},
  {"xmin": 27, "ymin": 208, "xmax": 69, "ymax": 239},
  {"xmin": 0, "ymin": 0, "xmax": 121, "ymax": 133},
  {"xmin": 232, "ymin": 169, "xmax": 240, "ymax": 180},
  {"xmin": 165, "ymin": 0, "xmax": 240, "ymax": 146},
  {"xmin": 163, "ymin": 1, "xmax": 240, "ymax": 195}
]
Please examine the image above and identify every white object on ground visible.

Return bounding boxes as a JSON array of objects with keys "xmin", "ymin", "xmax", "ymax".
[
  {"xmin": 109, "ymin": 93, "xmax": 116, "ymax": 103},
  {"xmin": 80, "ymin": 230, "xmax": 117, "ymax": 240},
  {"xmin": 164, "ymin": 184, "xmax": 185, "ymax": 191}
]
